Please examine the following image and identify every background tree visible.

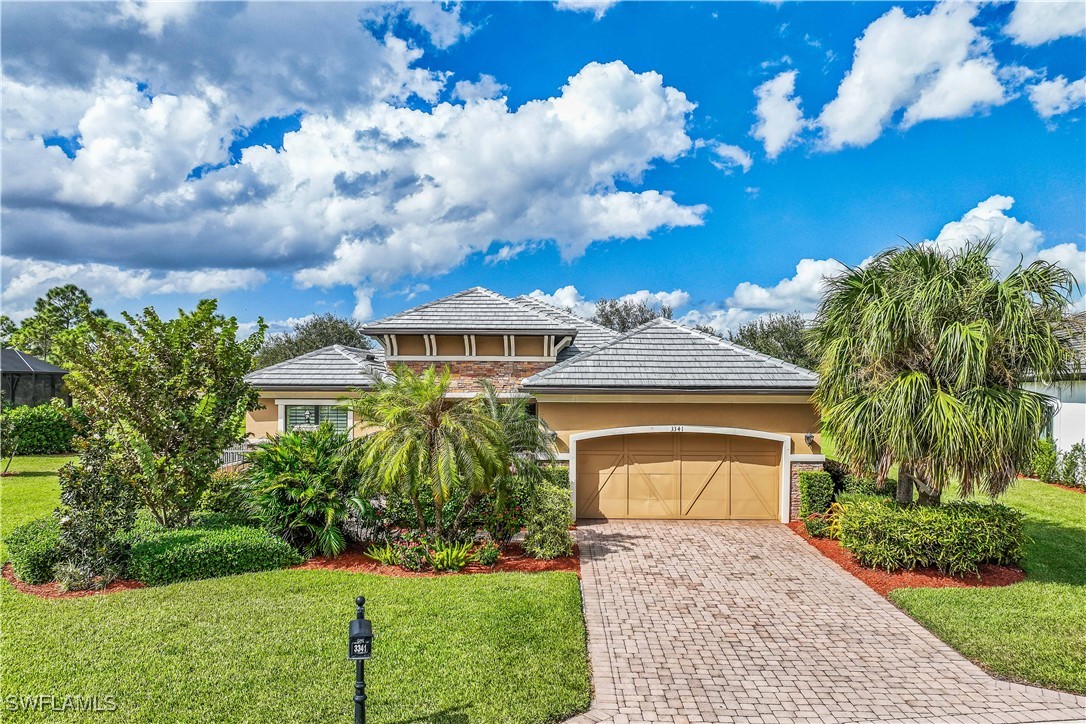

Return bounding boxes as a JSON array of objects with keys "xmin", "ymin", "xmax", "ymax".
[
  {"xmin": 5, "ymin": 285, "xmax": 122, "ymax": 367},
  {"xmin": 810, "ymin": 242, "xmax": 1078, "ymax": 506},
  {"xmin": 0, "ymin": 316, "xmax": 15, "ymax": 345},
  {"xmin": 728, "ymin": 312, "xmax": 818, "ymax": 370},
  {"xmin": 340, "ymin": 366, "xmax": 504, "ymax": 541},
  {"xmin": 592, "ymin": 298, "xmax": 673, "ymax": 332},
  {"xmin": 64, "ymin": 300, "xmax": 265, "ymax": 526},
  {"xmin": 255, "ymin": 313, "xmax": 372, "ymax": 368}
]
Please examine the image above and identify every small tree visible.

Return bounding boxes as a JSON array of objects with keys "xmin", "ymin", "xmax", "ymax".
[
  {"xmin": 65, "ymin": 300, "xmax": 265, "ymax": 527},
  {"xmin": 255, "ymin": 314, "xmax": 372, "ymax": 368},
  {"xmin": 728, "ymin": 312, "xmax": 818, "ymax": 370},
  {"xmin": 810, "ymin": 242, "xmax": 1078, "ymax": 505}
]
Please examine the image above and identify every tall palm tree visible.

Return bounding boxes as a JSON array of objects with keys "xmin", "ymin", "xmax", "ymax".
[
  {"xmin": 340, "ymin": 365, "xmax": 504, "ymax": 541},
  {"xmin": 810, "ymin": 241, "xmax": 1079, "ymax": 505}
]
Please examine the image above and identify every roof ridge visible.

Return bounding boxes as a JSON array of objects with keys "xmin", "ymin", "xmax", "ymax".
[
  {"xmin": 513, "ymin": 295, "xmax": 619, "ymax": 335},
  {"xmin": 248, "ymin": 345, "xmax": 340, "ymax": 374},
  {"xmin": 656, "ymin": 317, "xmax": 817, "ymax": 377},
  {"xmin": 368, "ymin": 287, "xmax": 480, "ymax": 325}
]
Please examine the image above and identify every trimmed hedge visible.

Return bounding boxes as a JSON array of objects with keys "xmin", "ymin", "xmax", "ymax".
[
  {"xmin": 523, "ymin": 482, "xmax": 574, "ymax": 560},
  {"xmin": 798, "ymin": 471, "xmax": 834, "ymax": 517},
  {"xmin": 0, "ymin": 404, "xmax": 82, "ymax": 454},
  {"xmin": 841, "ymin": 475, "xmax": 897, "ymax": 498},
  {"xmin": 837, "ymin": 498, "xmax": 1024, "ymax": 576},
  {"xmin": 5, "ymin": 516, "xmax": 62, "ymax": 584},
  {"xmin": 126, "ymin": 525, "xmax": 302, "ymax": 586}
]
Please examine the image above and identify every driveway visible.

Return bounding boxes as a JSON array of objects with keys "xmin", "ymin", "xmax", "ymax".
[{"xmin": 568, "ymin": 520, "xmax": 1085, "ymax": 724}]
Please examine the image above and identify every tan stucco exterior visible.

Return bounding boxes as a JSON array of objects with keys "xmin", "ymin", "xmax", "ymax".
[{"xmin": 535, "ymin": 394, "xmax": 821, "ymax": 456}]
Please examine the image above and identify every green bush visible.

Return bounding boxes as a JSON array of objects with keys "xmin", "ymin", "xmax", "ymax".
[
  {"xmin": 803, "ymin": 513, "xmax": 830, "ymax": 539},
  {"xmin": 1028, "ymin": 438, "xmax": 1059, "ymax": 481},
  {"xmin": 427, "ymin": 539, "xmax": 472, "ymax": 571},
  {"xmin": 837, "ymin": 498, "xmax": 1024, "ymax": 576},
  {"xmin": 1054, "ymin": 442, "xmax": 1086, "ymax": 489},
  {"xmin": 199, "ymin": 468, "xmax": 252, "ymax": 523},
  {"xmin": 5, "ymin": 517, "xmax": 61, "ymax": 584},
  {"xmin": 841, "ymin": 475, "xmax": 897, "ymax": 498},
  {"xmin": 474, "ymin": 540, "xmax": 500, "ymax": 566},
  {"xmin": 523, "ymin": 483, "xmax": 574, "ymax": 560},
  {"xmin": 0, "ymin": 403, "xmax": 83, "ymax": 454},
  {"xmin": 798, "ymin": 471, "xmax": 834, "ymax": 516},
  {"xmin": 126, "ymin": 525, "xmax": 302, "ymax": 585}
]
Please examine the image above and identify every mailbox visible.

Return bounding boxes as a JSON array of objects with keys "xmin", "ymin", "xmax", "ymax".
[{"xmin": 349, "ymin": 617, "xmax": 373, "ymax": 660}]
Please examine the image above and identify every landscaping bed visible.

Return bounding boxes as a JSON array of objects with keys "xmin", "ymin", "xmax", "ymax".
[
  {"xmin": 788, "ymin": 521, "xmax": 1024, "ymax": 597},
  {"xmin": 298, "ymin": 541, "xmax": 580, "ymax": 577},
  {"xmin": 1, "ymin": 562, "xmax": 144, "ymax": 599}
]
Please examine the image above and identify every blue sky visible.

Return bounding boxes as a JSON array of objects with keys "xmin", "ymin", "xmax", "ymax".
[{"xmin": 2, "ymin": 1, "xmax": 1084, "ymax": 334}]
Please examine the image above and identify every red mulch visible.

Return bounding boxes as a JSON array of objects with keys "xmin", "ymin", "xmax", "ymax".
[
  {"xmin": 2, "ymin": 563, "xmax": 145, "ymax": 599},
  {"xmin": 787, "ymin": 522, "xmax": 1025, "ymax": 597},
  {"xmin": 296, "ymin": 542, "xmax": 580, "ymax": 578}
]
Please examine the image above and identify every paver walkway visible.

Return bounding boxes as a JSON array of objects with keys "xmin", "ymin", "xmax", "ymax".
[{"xmin": 568, "ymin": 520, "xmax": 1085, "ymax": 724}]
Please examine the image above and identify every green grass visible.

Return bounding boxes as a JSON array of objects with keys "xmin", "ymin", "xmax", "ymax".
[
  {"xmin": 0, "ymin": 454, "xmax": 74, "ymax": 560},
  {"xmin": 892, "ymin": 478, "xmax": 1086, "ymax": 695},
  {"xmin": 0, "ymin": 457, "xmax": 591, "ymax": 723}
]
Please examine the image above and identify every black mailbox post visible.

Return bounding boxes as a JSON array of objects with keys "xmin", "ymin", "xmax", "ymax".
[{"xmin": 348, "ymin": 596, "xmax": 373, "ymax": 724}]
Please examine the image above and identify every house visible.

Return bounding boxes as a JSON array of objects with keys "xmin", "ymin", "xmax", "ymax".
[
  {"xmin": 1025, "ymin": 312, "xmax": 1086, "ymax": 449},
  {"xmin": 243, "ymin": 287, "xmax": 824, "ymax": 522},
  {"xmin": 0, "ymin": 347, "xmax": 69, "ymax": 407}
]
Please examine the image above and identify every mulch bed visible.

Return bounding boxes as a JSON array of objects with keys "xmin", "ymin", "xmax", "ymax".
[
  {"xmin": 2, "ymin": 563, "xmax": 145, "ymax": 600},
  {"xmin": 296, "ymin": 542, "xmax": 580, "ymax": 578},
  {"xmin": 787, "ymin": 522, "xmax": 1025, "ymax": 597}
]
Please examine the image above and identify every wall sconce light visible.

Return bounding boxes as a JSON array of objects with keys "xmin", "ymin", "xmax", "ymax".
[{"xmin": 804, "ymin": 432, "xmax": 815, "ymax": 447}]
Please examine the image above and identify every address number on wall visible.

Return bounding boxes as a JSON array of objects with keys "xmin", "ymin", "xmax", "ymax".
[{"xmin": 670, "ymin": 426, "xmax": 684, "ymax": 432}]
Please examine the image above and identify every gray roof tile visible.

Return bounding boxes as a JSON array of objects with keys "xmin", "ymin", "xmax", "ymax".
[
  {"xmin": 521, "ymin": 318, "xmax": 818, "ymax": 392},
  {"xmin": 361, "ymin": 287, "xmax": 578, "ymax": 335},
  {"xmin": 244, "ymin": 345, "xmax": 386, "ymax": 390},
  {"xmin": 511, "ymin": 295, "xmax": 620, "ymax": 360}
]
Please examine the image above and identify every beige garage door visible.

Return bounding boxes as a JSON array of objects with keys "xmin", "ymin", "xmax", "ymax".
[{"xmin": 575, "ymin": 432, "xmax": 781, "ymax": 520}]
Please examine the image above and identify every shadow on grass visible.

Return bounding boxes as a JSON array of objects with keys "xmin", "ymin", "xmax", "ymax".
[
  {"xmin": 1019, "ymin": 518, "xmax": 1086, "ymax": 586},
  {"xmin": 1, "ymin": 471, "xmax": 65, "ymax": 479},
  {"xmin": 389, "ymin": 704, "xmax": 471, "ymax": 724}
]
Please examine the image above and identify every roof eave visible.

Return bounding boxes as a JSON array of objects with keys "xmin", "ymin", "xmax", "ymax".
[
  {"xmin": 521, "ymin": 384, "xmax": 817, "ymax": 395},
  {"xmin": 361, "ymin": 326, "xmax": 579, "ymax": 336}
]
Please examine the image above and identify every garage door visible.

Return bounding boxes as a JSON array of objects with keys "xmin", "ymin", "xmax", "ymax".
[{"xmin": 575, "ymin": 432, "xmax": 781, "ymax": 520}]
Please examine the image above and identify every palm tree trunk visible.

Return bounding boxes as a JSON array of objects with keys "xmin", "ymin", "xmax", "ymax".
[
  {"xmin": 410, "ymin": 493, "xmax": 428, "ymax": 537},
  {"xmin": 914, "ymin": 473, "xmax": 941, "ymax": 507},
  {"xmin": 433, "ymin": 492, "xmax": 444, "ymax": 542},
  {"xmin": 897, "ymin": 466, "xmax": 916, "ymax": 506},
  {"xmin": 452, "ymin": 492, "xmax": 478, "ymax": 537}
]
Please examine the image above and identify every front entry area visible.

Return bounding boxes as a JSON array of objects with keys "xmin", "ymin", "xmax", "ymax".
[{"xmin": 575, "ymin": 431, "xmax": 780, "ymax": 520}]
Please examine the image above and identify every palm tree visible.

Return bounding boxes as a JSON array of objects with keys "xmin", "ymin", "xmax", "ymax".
[
  {"xmin": 340, "ymin": 365, "xmax": 505, "ymax": 541},
  {"xmin": 810, "ymin": 241, "xmax": 1079, "ymax": 505}
]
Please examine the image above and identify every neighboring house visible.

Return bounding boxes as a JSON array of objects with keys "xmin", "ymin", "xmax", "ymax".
[
  {"xmin": 244, "ymin": 287, "xmax": 824, "ymax": 523},
  {"xmin": 0, "ymin": 347, "xmax": 69, "ymax": 407},
  {"xmin": 1025, "ymin": 312, "xmax": 1086, "ymax": 449}
]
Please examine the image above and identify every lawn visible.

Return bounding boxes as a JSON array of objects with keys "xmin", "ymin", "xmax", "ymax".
[
  {"xmin": 892, "ymin": 478, "xmax": 1086, "ymax": 695},
  {"xmin": 0, "ymin": 456, "xmax": 591, "ymax": 723},
  {"xmin": 0, "ymin": 454, "xmax": 74, "ymax": 560}
]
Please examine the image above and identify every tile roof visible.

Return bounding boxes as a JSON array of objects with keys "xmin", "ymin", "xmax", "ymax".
[
  {"xmin": 0, "ymin": 347, "xmax": 67, "ymax": 374},
  {"xmin": 512, "ymin": 295, "xmax": 620, "ymax": 360},
  {"xmin": 360, "ymin": 287, "xmax": 579, "ymax": 336},
  {"xmin": 521, "ymin": 318, "xmax": 818, "ymax": 392},
  {"xmin": 244, "ymin": 345, "xmax": 386, "ymax": 390}
]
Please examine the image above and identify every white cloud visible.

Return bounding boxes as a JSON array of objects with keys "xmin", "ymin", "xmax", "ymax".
[
  {"xmin": 1005, "ymin": 1, "xmax": 1086, "ymax": 46},
  {"xmin": 1028, "ymin": 75, "xmax": 1086, "ymax": 118},
  {"xmin": 528, "ymin": 285, "xmax": 690, "ymax": 319},
  {"xmin": 751, "ymin": 70, "xmax": 808, "ymax": 158},
  {"xmin": 113, "ymin": 1, "xmax": 196, "ymax": 37},
  {"xmin": 452, "ymin": 74, "xmax": 508, "ymax": 102},
  {"xmin": 729, "ymin": 257, "xmax": 847, "ymax": 312},
  {"xmin": 0, "ymin": 256, "xmax": 266, "ymax": 321},
  {"xmin": 928, "ymin": 194, "xmax": 1086, "ymax": 279},
  {"xmin": 554, "ymin": 0, "xmax": 619, "ymax": 20},
  {"xmin": 400, "ymin": 2, "xmax": 475, "ymax": 49},
  {"xmin": 708, "ymin": 142, "xmax": 754, "ymax": 174},
  {"xmin": 818, "ymin": 3, "xmax": 1007, "ymax": 150}
]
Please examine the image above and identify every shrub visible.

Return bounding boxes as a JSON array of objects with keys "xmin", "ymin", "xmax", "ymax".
[
  {"xmin": 1054, "ymin": 442, "xmax": 1086, "ymax": 489},
  {"xmin": 841, "ymin": 475, "xmax": 896, "ymax": 498},
  {"xmin": 523, "ymin": 483, "xmax": 573, "ymax": 560},
  {"xmin": 199, "ymin": 468, "xmax": 251, "ymax": 524},
  {"xmin": 475, "ymin": 540, "xmax": 500, "ymax": 566},
  {"xmin": 366, "ymin": 541, "xmax": 400, "ymax": 567},
  {"xmin": 798, "ymin": 471, "xmax": 834, "ymax": 517},
  {"xmin": 126, "ymin": 525, "xmax": 301, "ymax": 585},
  {"xmin": 5, "ymin": 517, "xmax": 61, "ymax": 584},
  {"xmin": 837, "ymin": 498, "xmax": 1024, "ymax": 576},
  {"xmin": 1028, "ymin": 438, "xmax": 1058, "ymax": 481},
  {"xmin": 245, "ymin": 425, "xmax": 360, "ymax": 557},
  {"xmin": 803, "ymin": 513, "xmax": 830, "ymax": 539},
  {"xmin": 0, "ymin": 403, "xmax": 82, "ymax": 454},
  {"xmin": 427, "ymin": 539, "xmax": 472, "ymax": 571}
]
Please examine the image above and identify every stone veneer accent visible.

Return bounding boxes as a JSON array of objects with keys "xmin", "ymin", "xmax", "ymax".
[
  {"xmin": 789, "ymin": 460, "xmax": 825, "ymax": 521},
  {"xmin": 398, "ymin": 359, "xmax": 552, "ymax": 394}
]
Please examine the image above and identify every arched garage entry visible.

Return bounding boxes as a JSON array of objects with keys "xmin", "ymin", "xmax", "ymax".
[{"xmin": 570, "ymin": 426, "xmax": 791, "ymax": 522}]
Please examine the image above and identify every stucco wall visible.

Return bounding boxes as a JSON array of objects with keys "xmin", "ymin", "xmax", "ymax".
[
  {"xmin": 246, "ymin": 397, "xmax": 279, "ymax": 440},
  {"xmin": 536, "ymin": 395, "xmax": 821, "ymax": 456},
  {"xmin": 1025, "ymin": 380, "xmax": 1086, "ymax": 448}
]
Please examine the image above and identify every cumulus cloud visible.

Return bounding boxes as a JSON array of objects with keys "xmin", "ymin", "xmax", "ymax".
[
  {"xmin": 751, "ymin": 70, "xmax": 808, "ymax": 158},
  {"xmin": 554, "ymin": 0, "xmax": 619, "ymax": 20},
  {"xmin": 1, "ymin": 256, "xmax": 266, "ymax": 321},
  {"xmin": 1005, "ymin": 1, "xmax": 1086, "ymax": 46},
  {"xmin": 1028, "ymin": 75, "xmax": 1086, "ymax": 118},
  {"xmin": 708, "ymin": 142, "xmax": 753, "ymax": 174},
  {"xmin": 452, "ymin": 74, "xmax": 508, "ymax": 102},
  {"xmin": 818, "ymin": 3, "xmax": 1007, "ymax": 150},
  {"xmin": 528, "ymin": 285, "xmax": 690, "ymax": 319},
  {"xmin": 113, "ymin": 1, "xmax": 196, "ymax": 37}
]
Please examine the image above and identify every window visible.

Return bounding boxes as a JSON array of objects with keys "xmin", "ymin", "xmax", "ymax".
[{"xmin": 285, "ymin": 405, "xmax": 349, "ymax": 433}]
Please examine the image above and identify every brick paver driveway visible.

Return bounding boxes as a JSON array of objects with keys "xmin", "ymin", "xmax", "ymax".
[{"xmin": 568, "ymin": 520, "xmax": 1085, "ymax": 724}]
